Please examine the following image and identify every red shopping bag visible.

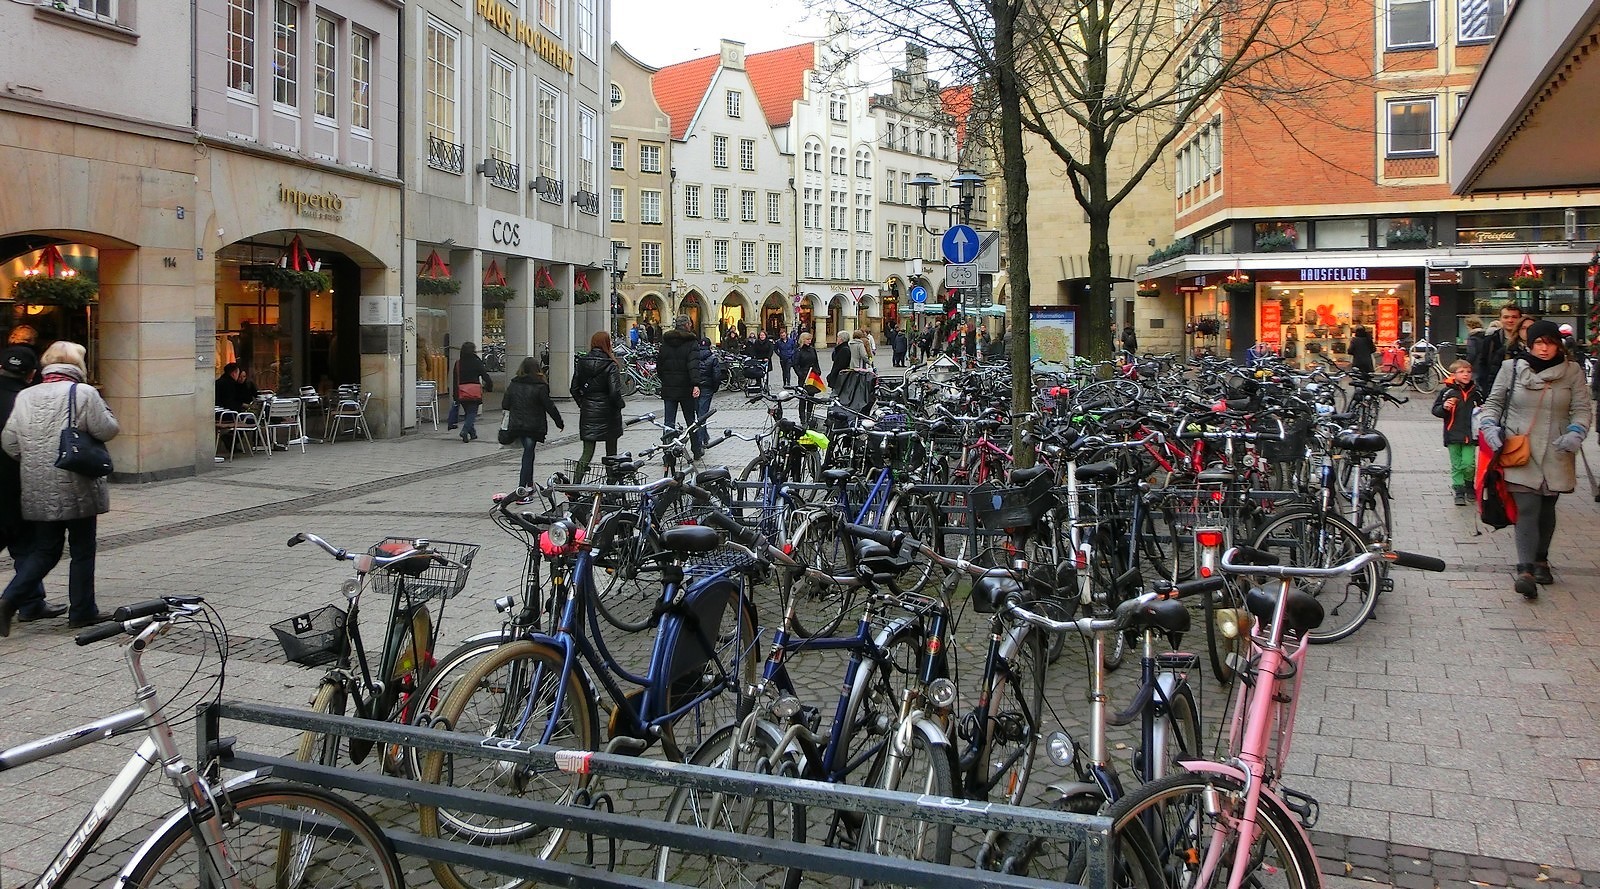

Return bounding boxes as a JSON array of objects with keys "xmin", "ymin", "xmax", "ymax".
[{"xmin": 1475, "ymin": 438, "xmax": 1517, "ymax": 530}]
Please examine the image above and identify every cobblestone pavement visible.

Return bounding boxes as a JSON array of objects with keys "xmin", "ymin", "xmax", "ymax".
[{"xmin": 3, "ymin": 360, "xmax": 1600, "ymax": 887}]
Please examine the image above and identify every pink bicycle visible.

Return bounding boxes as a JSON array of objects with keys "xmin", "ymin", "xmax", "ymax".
[{"xmin": 1104, "ymin": 542, "xmax": 1444, "ymax": 889}]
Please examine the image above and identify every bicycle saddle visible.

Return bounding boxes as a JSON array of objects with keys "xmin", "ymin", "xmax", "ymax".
[
  {"xmin": 1195, "ymin": 467, "xmax": 1237, "ymax": 485},
  {"xmin": 695, "ymin": 467, "xmax": 732, "ymax": 485},
  {"xmin": 660, "ymin": 524, "xmax": 723, "ymax": 554},
  {"xmin": 821, "ymin": 468, "xmax": 852, "ymax": 485},
  {"xmin": 1011, "ymin": 464, "xmax": 1054, "ymax": 488},
  {"xmin": 1130, "ymin": 598, "xmax": 1190, "ymax": 635},
  {"xmin": 1243, "ymin": 583, "xmax": 1325, "ymax": 634},
  {"xmin": 1074, "ymin": 461, "xmax": 1120, "ymax": 484},
  {"xmin": 601, "ymin": 454, "xmax": 634, "ymax": 466},
  {"xmin": 853, "ymin": 539, "xmax": 913, "ymax": 583},
  {"xmin": 969, "ymin": 573, "xmax": 1024, "ymax": 614},
  {"xmin": 1331, "ymin": 430, "xmax": 1388, "ymax": 454}
]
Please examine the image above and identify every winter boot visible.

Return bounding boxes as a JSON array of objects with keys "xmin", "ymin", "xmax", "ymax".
[
  {"xmin": 1514, "ymin": 564, "xmax": 1538, "ymax": 599},
  {"xmin": 1533, "ymin": 561, "xmax": 1554, "ymax": 585},
  {"xmin": 1453, "ymin": 485, "xmax": 1467, "ymax": 506}
]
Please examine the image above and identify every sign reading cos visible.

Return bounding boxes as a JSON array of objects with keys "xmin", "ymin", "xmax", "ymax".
[{"xmin": 490, "ymin": 219, "xmax": 522, "ymax": 247}]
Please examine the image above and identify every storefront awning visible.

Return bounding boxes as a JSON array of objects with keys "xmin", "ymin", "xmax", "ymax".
[
  {"xmin": 1451, "ymin": 1, "xmax": 1600, "ymax": 193},
  {"xmin": 1139, "ymin": 245, "xmax": 1600, "ymax": 280}
]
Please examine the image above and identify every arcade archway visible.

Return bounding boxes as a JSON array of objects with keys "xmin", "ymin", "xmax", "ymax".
[{"xmin": 760, "ymin": 291, "xmax": 788, "ymax": 336}]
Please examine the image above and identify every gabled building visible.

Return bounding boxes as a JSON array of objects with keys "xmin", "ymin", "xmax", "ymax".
[
  {"xmin": 653, "ymin": 40, "xmax": 797, "ymax": 341},
  {"xmin": 608, "ymin": 42, "xmax": 674, "ymax": 337}
]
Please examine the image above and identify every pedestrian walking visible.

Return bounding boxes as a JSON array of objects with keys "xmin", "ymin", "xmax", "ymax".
[
  {"xmin": 1120, "ymin": 324, "xmax": 1139, "ymax": 360},
  {"xmin": 891, "ymin": 328, "xmax": 908, "ymax": 367},
  {"xmin": 1431, "ymin": 359, "xmax": 1483, "ymax": 506},
  {"xmin": 0, "ymin": 346, "xmax": 53, "ymax": 623},
  {"xmin": 693, "ymin": 331, "xmax": 720, "ymax": 455},
  {"xmin": 1473, "ymin": 303, "xmax": 1528, "ymax": 392},
  {"xmin": 849, "ymin": 330, "xmax": 872, "ymax": 370},
  {"xmin": 1348, "ymin": 326, "xmax": 1376, "ymax": 375},
  {"xmin": 571, "ymin": 332, "xmax": 627, "ymax": 483},
  {"xmin": 776, "ymin": 327, "xmax": 798, "ymax": 388},
  {"xmin": 657, "ymin": 315, "xmax": 703, "ymax": 457},
  {"xmin": 503, "ymin": 357, "xmax": 564, "ymax": 489},
  {"xmin": 1479, "ymin": 320, "xmax": 1592, "ymax": 599},
  {"xmin": 452, "ymin": 342, "xmax": 493, "ymax": 443},
  {"xmin": 0, "ymin": 342, "xmax": 118, "ymax": 635},
  {"xmin": 827, "ymin": 330, "xmax": 851, "ymax": 390}
]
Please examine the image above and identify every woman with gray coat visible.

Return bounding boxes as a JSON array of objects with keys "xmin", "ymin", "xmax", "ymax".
[
  {"xmin": 1479, "ymin": 320, "xmax": 1592, "ymax": 599},
  {"xmin": 0, "ymin": 342, "xmax": 119, "ymax": 635}
]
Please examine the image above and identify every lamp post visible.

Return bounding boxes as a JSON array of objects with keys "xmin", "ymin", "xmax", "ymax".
[
  {"xmin": 909, "ymin": 169, "xmax": 984, "ymax": 234},
  {"xmin": 606, "ymin": 242, "xmax": 631, "ymax": 340}
]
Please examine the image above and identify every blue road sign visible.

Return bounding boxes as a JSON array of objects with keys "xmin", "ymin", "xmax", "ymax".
[
  {"xmin": 941, "ymin": 225, "xmax": 979, "ymax": 265},
  {"xmin": 909, "ymin": 285, "xmax": 928, "ymax": 304}
]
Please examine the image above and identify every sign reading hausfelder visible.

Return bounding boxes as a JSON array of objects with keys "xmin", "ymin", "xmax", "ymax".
[{"xmin": 1299, "ymin": 268, "xmax": 1369, "ymax": 282}]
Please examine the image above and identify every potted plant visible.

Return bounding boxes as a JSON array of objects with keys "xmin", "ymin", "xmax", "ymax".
[
  {"xmin": 1136, "ymin": 282, "xmax": 1161, "ymax": 298},
  {"xmin": 482, "ymin": 284, "xmax": 516, "ymax": 304},
  {"xmin": 574, "ymin": 272, "xmax": 602, "ymax": 304},
  {"xmin": 534, "ymin": 266, "xmax": 562, "ymax": 306},
  {"xmin": 1510, "ymin": 274, "xmax": 1545, "ymax": 290},
  {"xmin": 1386, "ymin": 226, "xmax": 1430, "ymax": 247},
  {"xmin": 416, "ymin": 274, "xmax": 461, "ymax": 296},
  {"xmin": 1221, "ymin": 272, "xmax": 1254, "ymax": 295},
  {"xmin": 261, "ymin": 267, "xmax": 332, "ymax": 293},
  {"xmin": 1254, "ymin": 230, "xmax": 1296, "ymax": 252},
  {"xmin": 13, "ymin": 274, "xmax": 98, "ymax": 309}
]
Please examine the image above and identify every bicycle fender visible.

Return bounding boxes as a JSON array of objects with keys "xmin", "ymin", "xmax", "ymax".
[
  {"xmin": 115, "ymin": 771, "xmax": 273, "ymax": 884},
  {"xmin": 1043, "ymin": 780, "xmax": 1107, "ymax": 811},
  {"xmin": 1172, "ymin": 759, "xmax": 1321, "ymax": 860}
]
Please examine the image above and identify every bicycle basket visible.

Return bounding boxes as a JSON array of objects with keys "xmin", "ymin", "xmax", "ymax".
[
  {"xmin": 973, "ymin": 478, "xmax": 1055, "ymax": 530},
  {"xmin": 271, "ymin": 605, "xmax": 348, "ymax": 667},
  {"xmin": 369, "ymin": 538, "xmax": 480, "ymax": 603}
]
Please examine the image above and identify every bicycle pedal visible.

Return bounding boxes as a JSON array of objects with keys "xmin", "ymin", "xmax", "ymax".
[
  {"xmin": 1280, "ymin": 786, "xmax": 1319, "ymax": 829},
  {"xmin": 1380, "ymin": 577, "xmax": 1395, "ymax": 593}
]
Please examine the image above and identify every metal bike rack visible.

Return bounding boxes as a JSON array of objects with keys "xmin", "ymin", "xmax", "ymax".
[{"xmin": 198, "ymin": 700, "xmax": 1113, "ymax": 889}]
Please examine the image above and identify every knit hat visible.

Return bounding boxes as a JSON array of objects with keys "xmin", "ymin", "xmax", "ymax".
[
  {"xmin": 0, "ymin": 345, "xmax": 37, "ymax": 376},
  {"xmin": 1526, "ymin": 320, "xmax": 1563, "ymax": 346}
]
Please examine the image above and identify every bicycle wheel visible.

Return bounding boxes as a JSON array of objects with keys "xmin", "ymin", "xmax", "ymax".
[
  {"xmin": 1354, "ymin": 476, "xmax": 1393, "ymax": 542},
  {"xmin": 1106, "ymin": 772, "xmax": 1319, "ymax": 889},
  {"xmin": 367, "ymin": 604, "xmax": 434, "ymax": 772},
  {"xmin": 881, "ymin": 490, "xmax": 944, "ymax": 594},
  {"xmin": 1150, "ymin": 683, "xmax": 1200, "ymax": 782},
  {"xmin": 589, "ymin": 511, "xmax": 662, "ymax": 633},
  {"xmin": 785, "ymin": 512, "xmax": 853, "ymax": 639},
  {"xmin": 620, "ymin": 372, "xmax": 639, "ymax": 396},
  {"xmin": 1087, "ymin": 529, "xmax": 1129, "ymax": 671},
  {"xmin": 297, "ymin": 680, "xmax": 348, "ymax": 769},
  {"xmin": 984, "ymin": 625, "xmax": 1045, "ymax": 807},
  {"xmin": 855, "ymin": 725, "xmax": 954, "ymax": 877},
  {"xmin": 994, "ymin": 792, "xmax": 1159, "ymax": 888},
  {"xmin": 124, "ymin": 782, "xmax": 404, "ymax": 888},
  {"xmin": 660, "ymin": 594, "xmax": 760, "ymax": 757},
  {"xmin": 402, "ymin": 633, "xmax": 513, "ymax": 778},
  {"xmin": 417, "ymin": 641, "xmax": 598, "ymax": 889},
  {"xmin": 655, "ymin": 721, "xmax": 803, "ymax": 889},
  {"xmin": 1249, "ymin": 510, "xmax": 1380, "ymax": 643}
]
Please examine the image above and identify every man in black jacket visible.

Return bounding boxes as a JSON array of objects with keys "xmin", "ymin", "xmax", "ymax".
[
  {"xmin": 656, "ymin": 315, "xmax": 703, "ymax": 457},
  {"xmin": 0, "ymin": 346, "xmax": 57, "ymax": 622},
  {"xmin": 1473, "ymin": 303, "xmax": 1527, "ymax": 392}
]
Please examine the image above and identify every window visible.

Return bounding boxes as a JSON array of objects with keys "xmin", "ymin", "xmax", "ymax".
[
  {"xmin": 424, "ymin": 19, "xmax": 458, "ymax": 143},
  {"xmin": 577, "ymin": 0, "xmax": 596, "ymax": 59},
  {"xmin": 901, "ymin": 228, "xmax": 911, "ymax": 260},
  {"xmin": 829, "ymin": 94, "xmax": 846, "ymax": 121},
  {"xmin": 63, "ymin": 0, "xmax": 119, "ymax": 25},
  {"xmin": 804, "ymin": 246, "xmax": 822, "ymax": 279},
  {"xmin": 740, "ymin": 138, "xmax": 756, "ymax": 171},
  {"xmin": 1458, "ymin": 0, "xmax": 1508, "ymax": 41},
  {"xmin": 767, "ymin": 193, "xmax": 781, "ymax": 224},
  {"xmin": 915, "ymin": 231, "xmax": 925, "ymax": 262},
  {"xmin": 886, "ymin": 223, "xmax": 898, "ymax": 258},
  {"xmin": 884, "ymin": 169, "xmax": 896, "ymax": 202},
  {"xmin": 610, "ymin": 187, "xmax": 624, "ymax": 221},
  {"xmin": 741, "ymin": 190, "xmax": 756, "ymax": 223},
  {"xmin": 829, "ymin": 190, "xmax": 846, "ymax": 231},
  {"xmin": 538, "ymin": 84, "xmax": 560, "ymax": 179},
  {"xmin": 685, "ymin": 185, "xmax": 701, "ymax": 218},
  {"xmin": 1387, "ymin": 0, "xmax": 1433, "ymax": 49},
  {"xmin": 803, "ymin": 188, "xmax": 821, "ymax": 229},
  {"xmin": 900, "ymin": 171, "xmax": 910, "ymax": 204},
  {"xmin": 804, "ymin": 139, "xmax": 822, "ymax": 172},
  {"xmin": 272, "ymin": 0, "xmax": 298, "ymax": 108},
  {"xmin": 713, "ymin": 240, "xmax": 730, "ymax": 272},
  {"xmin": 640, "ymin": 143, "xmax": 661, "ymax": 173},
  {"xmin": 640, "ymin": 189, "xmax": 662, "ymax": 224},
  {"xmin": 640, "ymin": 242, "xmax": 661, "ymax": 276},
  {"xmin": 830, "ymin": 146, "xmax": 846, "ymax": 175},
  {"xmin": 855, "ymin": 149, "xmax": 871, "ymax": 179},
  {"xmin": 855, "ymin": 193, "xmax": 871, "ymax": 233},
  {"xmin": 768, "ymin": 243, "xmax": 782, "ymax": 274},
  {"xmin": 313, "ymin": 16, "xmax": 337, "ymax": 121},
  {"xmin": 713, "ymin": 135, "xmax": 729, "ymax": 168},
  {"xmin": 350, "ymin": 30, "xmax": 371, "ymax": 131},
  {"xmin": 830, "ymin": 248, "xmax": 847, "ymax": 279},
  {"xmin": 914, "ymin": 130, "xmax": 923, "ymax": 155},
  {"xmin": 539, "ymin": 0, "xmax": 558, "ymax": 33},
  {"xmin": 610, "ymin": 140, "xmax": 625, "ymax": 170},
  {"xmin": 227, "ymin": 0, "xmax": 256, "ymax": 95},
  {"xmin": 855, "ymin": 250, "xmax": 872, "ymax": 280},
  {"xmin": 741, "ymin": 242, "xmax": 757, "ymax": 274},
  {"xmin": 713, "ymin": 187, "xmax": 729, "ymax": 221},
  {"xmin": 686, "ymin": 239, "xmax": 702, "ymax": 271},
  {"xmin": 726, "ymin": 89, "xmax": 743, "ymax": 118},
  {"xmin": 609, "ymin": 83, "xmax": 623, "ymax": 108},
  {"xmin": 1313, "ymin": 218, "xmax": 1370, "ymax": 249},
  {"xmin": 578, "ymin": 106, "xmax": 597, "ymax": 194},
  {"xmin": 486, "ymin": 54, "xmax": 516, "ymax": 165},
  {"xmin": 1386, "ymin": 97, "xmax": 1436, "ymax": 156}
]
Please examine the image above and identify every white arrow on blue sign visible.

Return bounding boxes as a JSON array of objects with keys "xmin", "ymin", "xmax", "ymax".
[
  {"xmin": 909, "ymin": 285, "xmax": 928, "ymax": 304},
  {"xmin": 941, "ymin": 225, "xmax": 979, "ymax": 265}
]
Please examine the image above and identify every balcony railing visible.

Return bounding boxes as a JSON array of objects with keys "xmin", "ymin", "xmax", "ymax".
[
  {"xmin": 573, "ymin": 189, "xmax": 600, "ymax": 215},
  {"xmin": 427, "ymin": 134, "xmax": 465, "ymax": 175},
  {"xmin": 479, "ymin": 157, "xmax": 520, "ymax": 191},
  {"xmin": 533, "ymin": 175, "xmax": 564, "ymax": 204}
]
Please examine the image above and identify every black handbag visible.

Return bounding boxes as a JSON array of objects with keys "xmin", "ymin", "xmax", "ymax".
[{"xmin": 55, "ymin": 383, "xmax": 114, "ymax": 478}]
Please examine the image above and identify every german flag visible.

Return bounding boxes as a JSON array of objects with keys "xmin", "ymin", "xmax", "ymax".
[{"xmin": 805, "ymin": 367, "xmax": 827, "ymax": 393}]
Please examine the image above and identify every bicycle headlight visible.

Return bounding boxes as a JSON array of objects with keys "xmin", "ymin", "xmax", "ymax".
[
  {"xmin": 340, "ymin": 578, "xmax": 360, "ymax": 598},
  {"xmin": 926, "ymin": 678, "xmax": 958, "ymax": 711},
  {"xmin": 547, "ymin": 519, "xmax": 574, "ymax": 548},
  {"xmin": 771, "ymin": 694, "xmax": 803, "ymax": 720},
  {"xmin": 1046, "ymin": 730, "xmax": 1078, "ymax": 768}
]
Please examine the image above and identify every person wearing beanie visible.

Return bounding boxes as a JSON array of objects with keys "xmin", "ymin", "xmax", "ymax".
[
  {"xmin": 1479, "ymin": 319, "xmax": 1592, "ymax": 599},
  {"xmin": 0, "ymin": 346, "xmax": 57, "ymax": 624}
]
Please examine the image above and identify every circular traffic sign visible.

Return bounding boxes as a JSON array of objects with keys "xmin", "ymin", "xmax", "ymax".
[{"xmin": 910, "ymin": 285, "xmax": 928, "ymax": 304}]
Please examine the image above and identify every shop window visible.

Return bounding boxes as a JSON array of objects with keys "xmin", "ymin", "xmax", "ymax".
[
  {"xmin": 1457, "ymin": 210, "xmax": 1565, "ymax": 246},
  {"xmin": 1313, "ymin": 219, "xmax": 1370, "ymax": 249},
  {"xmin": 1386, "ymin": 0, "xmax": 1434, "ymax": 50},
  {"xmin": 227, "ymin": 0, "xmax": 256, "ymax": 96},
  {"xmin": 1378, "ymin": 216, "xmax": 1434, "ymax": 247},
  {"xmin": 1385, "ymin": 97, "xmax": 1436, "ymax": 157},
  {"xmin": 1253, "ymin": 221, "xmax": 1304, "ymax": 252},
  {"xmin": 1194, "ymin": 226, "xmax": 1230, "ymax": 255}
]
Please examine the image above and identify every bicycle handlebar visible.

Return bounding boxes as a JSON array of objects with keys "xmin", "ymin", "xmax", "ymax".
[
  {"xmin": 286, "ymin": 532, "xmax": 464, "ymax": 572},
  {"xmin": 1219, "ymin": 544, "xmax": 1445, "ymax": 578}
]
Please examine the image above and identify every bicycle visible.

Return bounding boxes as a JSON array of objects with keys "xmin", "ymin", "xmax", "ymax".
[
  {"xmin": 415, "ymin": 478, "xmax": 762, "ymax": 889},
  {"xmin": 1400, "ymin": 339, "xmax": 1446, "ymax": 393},
  {"xmin": 1100, "ymin": 543, "xmax": 1444, "ymax": 889},
  {"xmin": 1, "ymin": 595, "xmax": 403, "ymax": 888},
  {"xmin": 278, "ymin": 533, "xmax": 477, "ymax": 777}
]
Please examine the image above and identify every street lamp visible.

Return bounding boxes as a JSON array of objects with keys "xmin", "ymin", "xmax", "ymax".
[
  {"xmin": 909, "ymin": 169, "xmax": 984, "ymax": 234},
  {"xmin": 606, "ymin": 241, "xmax": 630, "ymax": 338}
]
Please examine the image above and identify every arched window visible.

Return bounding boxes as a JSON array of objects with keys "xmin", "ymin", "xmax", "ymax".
[
  {"xmin": 854, "ymin": 148, "xmax": 871, "ymax": 179},
  {"xmin": 804, "ymin": 138, "xmax": 822, "ymax": 173},
  {"xmin": 830, "ymin": 145, "xmax": 846, "ymax": 175}
]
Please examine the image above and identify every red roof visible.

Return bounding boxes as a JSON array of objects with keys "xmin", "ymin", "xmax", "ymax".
[
  {"xmin": 941, "ymin": 84, "xmax": 975, "ymax": 151},
  {"xmin": 652, "ymin": 42, "xmax": 816, "ymax": 140}
]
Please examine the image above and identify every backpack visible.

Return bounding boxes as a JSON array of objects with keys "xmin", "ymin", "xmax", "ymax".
[{"xmin": 699, "ymin": 341, "xmax": 722, "ymax": 386}]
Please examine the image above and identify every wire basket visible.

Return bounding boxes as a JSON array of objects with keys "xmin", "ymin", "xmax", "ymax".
[
  {"xmin": 685, "ymin": 548, "xmax": 765, "ymax": 581},
  {"xmin": 368, "ymin": 538, "xmax": 480, "ymax": 603},
  {"xmin": 972, "ymin": 481, "xmax": 1056, "ymax": 530},
  {"xmin": 271, "ymin": 604, "xmax": 348, "ymax": 667}
]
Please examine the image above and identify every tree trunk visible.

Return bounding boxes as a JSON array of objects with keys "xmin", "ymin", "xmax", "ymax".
[{"xmin": 995, "ymin": 0, "xmax": 1035, "ymax": 467}]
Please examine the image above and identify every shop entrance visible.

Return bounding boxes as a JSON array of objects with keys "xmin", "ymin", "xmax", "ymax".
[
  {"xmin": 761, "ymin": 293, "xmax": 786, "ymax": 335},
  {"xmin": 0, "ymin": 239, "xmax": 103, "ymax": 375},
  {"xmin": 1255, "ymin": 276, "xmax": 1418, "ymax": 368}
]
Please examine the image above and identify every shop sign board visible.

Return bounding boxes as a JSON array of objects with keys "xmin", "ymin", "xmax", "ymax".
[
  {"xmin": 1259, "ymin": 301, "xmax": 1282, "ymax": 348},
  {"xmin": 1375, "ymin": 298, "xmax": 1400, "ymax": 346},
  {"xmin": 1299, "ymin": 267, "xmax": 1370, "ymax": 282},
  {"xmin": 361, "ymin": 295, "xmax": 402, "ymax": 326}
]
